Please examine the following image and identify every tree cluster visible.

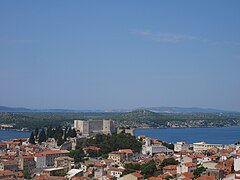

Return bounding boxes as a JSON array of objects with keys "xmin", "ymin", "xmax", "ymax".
[
  {"xmin": 85, "ymin": 132, "xmax": 142, "ymax": 157},
  {"xmin": 29, "ymin": 128, "xmax": 47, "ymax": 144},
  {"xmin": 29, "ymin": 126, "xmax": 77, "ymax": 146},
  {"xmin": 193, "ymin": 166, "xmax": 206, "ymax": 178}
]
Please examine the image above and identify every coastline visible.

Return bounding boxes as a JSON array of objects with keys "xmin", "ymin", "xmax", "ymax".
[{"xmin": 135, "ymin": 125, "xmax": 239, "ymax": 129}]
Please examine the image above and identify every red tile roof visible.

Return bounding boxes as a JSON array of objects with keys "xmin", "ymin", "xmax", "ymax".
[
  {"xmin": 119, "ymin": 149, "xmax": 133, "ymax": 154},
  {"xmin": 196, "ymin": 176, "xmax": 216, "ymax": 180},
  {"xmin": 184, "ymin": 162, "xmax": 197, "ymax": 167},
  {"xmin": 132, "ymin": 172, "xmax": 143, "ymax": 178}
]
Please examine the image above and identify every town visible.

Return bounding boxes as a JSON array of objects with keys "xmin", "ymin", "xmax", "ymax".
[{"xmin": 0, "ymin": 119, "xmax": 240, "ymax": 180}]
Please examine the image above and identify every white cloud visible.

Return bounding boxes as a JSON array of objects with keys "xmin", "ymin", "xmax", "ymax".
[
  {"xmin": 137, "ymin": 31, "xmax": 207, "ymax": 43},
  {"xmin": 136, "ymin": 30, "xmax": 240, "ymax": 47}
]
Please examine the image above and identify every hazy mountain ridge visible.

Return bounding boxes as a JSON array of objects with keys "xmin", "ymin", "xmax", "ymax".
[
  {"xmin": 144, "ymin": 107, "xmax": 238, "ymax": 114},
  {"xmin": 0, "ymin": 105, "xmax": 239, "ymax": 114}
]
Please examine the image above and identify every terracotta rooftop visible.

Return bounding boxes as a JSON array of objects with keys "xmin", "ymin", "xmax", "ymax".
[
  {"xmin": 184, "ymin": 162, "xmax": 197, "ymax": 167},
  {"xmin": 181, "ymin": 172, "xmax": 194, "ymax": 179},
  {"xmin": 94, "ymin": 163, "xmax": 105, "ymax": 167},
  {"xmin": 119, "ymin": 149, "xmax": 133, "ymax": 154},
  {"xmin": 83, "ymin": 146, "xmax": 100, "ymax": 151},
  {"xmin": 132, "ymin": 172, "xmax": 144, "ymax": 178},
  {"xmin": 107, "ymin": 167, "xmax": 125, "ymax": 172},
  {"xmin": 0, "ymin": 160, "xmax": 18, "ymax": 166},
  {"xmin": 163, "ymin": 165, "xmax": 177, "ymax": 170},
  {"xmin": 196, "ymin": 176, "xmax": 216, "ymax": 180},
  {"xmin": 43, "ymin": 150, "xmax": 69, "ymax": 155},
  {"xmin": 0, "ymin": 170, "xmax": 15, "ymax": 177}
]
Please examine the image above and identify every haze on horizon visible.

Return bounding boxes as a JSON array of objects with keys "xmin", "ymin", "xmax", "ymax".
[{"xmin": 0, "ymin": 1, "xmax": 240, "ymax": 111}]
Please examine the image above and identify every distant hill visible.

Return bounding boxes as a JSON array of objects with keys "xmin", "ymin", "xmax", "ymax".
[
  {"xmin": 0, "ymin": 106, "xmax": 80, "ymax": 112},
  {"xmin": 0, "ymin": 105, "xmax": 239, "ymax": 114},
  {"xmin": 120, "ymin": 109, "xmax": 160, "ymax": 120},
  {"xmin": 0, "ymin": 106, "xmax": 32, "ymax": 112},
  {"xmin": 144, "ymin": 107, "xmax": 238, "ymax": 114}
]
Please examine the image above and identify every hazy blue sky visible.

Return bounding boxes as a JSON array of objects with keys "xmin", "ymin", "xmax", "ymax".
[{"xmin": 0, "ymin": 1, "xmax": 240, "ymax": 111}]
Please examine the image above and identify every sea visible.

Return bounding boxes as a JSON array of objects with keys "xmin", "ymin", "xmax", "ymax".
[
  {"xmin": 1, "ymin": 126, "xmax": 240, "ymax": 145},
  {"xmin": 0, "ymin": 130, "xmax": 31, "ymax": 141},
  {"xmin": 135, "ymin": 126, "xmax": 240, "ymax": 145}
]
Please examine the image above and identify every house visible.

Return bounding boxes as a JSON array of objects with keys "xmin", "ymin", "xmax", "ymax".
[
  {"xmin": 35, "ymin": 152, "xmax": 46, "ymax": 168},
  {"xmin": 108, "ymin": 151, "xmax": 125, "ymax": 166},
  {"xmin": 163, "ymin": 165, "xmax": 177, "ymax": 176},
  {"xmin": 0, "ymin": 160, "xmax": 18, "ymax": 171},
  {"xmin": 55, "ymin": 156, "xmax": 73, "ymax": 170},
  {"xmin": 174, "ymin": 142, "xmax": 190, "ymax": 152},
  {"xmin": 66, "ymin": 169, "xmax": 83, "ymax": 179},
  {"xmin": 99, "ymin": 174, "xmax": 114, "ymax": 180},
  {"xmin": 44, "ymin": 150, "xmax": 69, "ymax": 167},
  {"xmin": 0, "ymin": 170, "xmax": 17, "ymax": 179},
  {"xmin": 101, "ymin": 159, "xmax": 114, "ymax": 168},
  {"xmin": 202, "ymin": 162, "xmax": 218, "ymax": 169},
  {"xmin": 119, "ymin": 149, "xmax": 133, "ymax": 161},
  {"xmin": 177, "ymin": 162, "xmax": 197, "ymax": 174},
  {"xmin": 193, "ymin": 142, "xmax": 222, "ymax": 152},
  {"xmin": 177, "ymin": 172, "xmax": 194, "ymax": 180},
  {"xmin": 215, "ymin": 159, "xmax": 234, "ymax": 175},
  {"xmin": 34, "ymin": 150, "xmax": 70, "ymax": 168},
  {"xmin": 34, "ymin": 174, "xmax": 68, "ymax": 180},
  {"xmin": 196, "ymin": 175, "xmax": 216, "ymax": 180},
  {"xmin": 94, "ymin": 163, "xmax": 105, "ymax": 179},
  {"xmin": 106, "ymin": 167, "xmax": 125, "ymax": 178},
  {"xmin": 19, "ymin": 155, "xmax": 36, "ymax": 172},
  {"xmin": 202, "ymin": 168, "xmax": 224, "ymax": 180},
  {"xmin": 83, "ymin": 146, "xmax": 101, "ymax": 155},
  {"xmin": 234, "ymin": 157, "xmax": 240, "ymax": 171},
  {"xmin": 175, "ymin": 155, "xmax": 194, "ymax": 164},
  {"xmin": 142, "ymin": 138, "xmax": 173, "ymax": 156},
  {"xmin": 42, "ymin": 167, "xmax": 67, "ymax": 177},
  {"xmin": 119, "ymin": 172, "xmax": 144, "ymax": 180}
]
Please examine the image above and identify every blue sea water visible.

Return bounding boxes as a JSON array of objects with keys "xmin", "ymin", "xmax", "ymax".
[
  {"xmin": 135, "ymin": 126, "xmax": 240, "ymax": 145},
  {"xmin": 0, "ymin": 130, "xmax": 31, "ymax": 141}
]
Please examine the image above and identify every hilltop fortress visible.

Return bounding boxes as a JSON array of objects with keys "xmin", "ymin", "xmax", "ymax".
[{"xmin": 74, "ymin": 119, "xmax": 115, "ymax": 136}]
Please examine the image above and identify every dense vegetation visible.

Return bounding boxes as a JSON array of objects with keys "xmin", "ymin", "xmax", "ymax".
[
  {"xmin": 28, "ymin": 126, "xmax": 77, "ymax": 146},
  {"xmin": 85, "ymin": 133, "xmax": 142, "ymax": 155},
  {"xmin": 69, "ymin": 132, "xmax": 142, "ymax": 163},
  {"xmin": 193, "ymin": 166, "xmax": 207, "ymax": 178},
  {"xmin": 1, "ymin": 109, "xmax": 240, "ymax": 130},
  {"xmin": 124, "ymin": 158, "xmax": 178, "ymax": 179}
]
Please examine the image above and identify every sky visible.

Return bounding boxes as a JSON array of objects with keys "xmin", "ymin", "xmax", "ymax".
[{"xmin": 0, "ymin": 1, "xmax": 240, "ymax": 111}]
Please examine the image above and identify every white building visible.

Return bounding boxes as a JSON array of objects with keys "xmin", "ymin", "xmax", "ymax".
[
  {"xmin": 34, "ymin": 150, "xmax": 69, "ymax": 168},
  {"xmin": 74, "ymin": 119, "xmax": 115, "ymax": 136},
  {"xmin": 34, "ymin": 153, "xmax": 46, "ymax": 169},
  {"xmin": 142, "ymin": 138, "xmax": 173, "ymax": 156},
  {"xmin": 234, "ymin": 157, "xmax": 240, "ymax": 171},
  {"xmin": 193, "ymin": 142, "xmax": 222, "ymax": 152},
  {"xmin": 177, "ymin": 162, "xmax": 197, "ymax": 174},
  {"xmin": 174, "ymin": 142, "xmax": 189, "ymax": 152},
  {"xmin": 106, "ymin": 167, "xmax": 125, "ymax": 178}
]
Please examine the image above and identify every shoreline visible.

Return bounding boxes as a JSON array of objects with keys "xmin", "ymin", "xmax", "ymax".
[{"xmin": 135, "ymin": 125, "xmax": 240, "ymax": 129}]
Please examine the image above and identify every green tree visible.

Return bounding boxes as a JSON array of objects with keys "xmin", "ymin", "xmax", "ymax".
[
  {"xmin": 70, "ymin": 148, "xmax": 85, "ymax": 163},
  {"xmin": 29, "ymin": 132, "xmax": 35, "ymax": 144},
  {"xmin": 123, "ymin": 163, "xmax": 141, "ymax": 175},
  {"xmin": 34, "ymin": 128, "xmax": 39, "ymax": 139},
  {"xmin": 160, "ymin": 158, "xmax": 179, "ymax": 170},
  {"xmin": 57, "ymin": 136, "xmax": 65, "ymax": 146},
  {"xmin": 24, "ymin": 171, "xmax": 31, "ymax": 179},
  {"xmin": 69, "ymin": 128, "xmax": 77, "ymax": 137},
  {"xmin": 193, "ymin": 166, "xmax": 206, "ymax": 178},
  {"xmin": 140, "ymin": 160, "xmax": 157, "ymax": 178},
  {"xmin": 38, "ymin": 129, "xmax": 47, "ymax": 144},
  {"xmin": 87, "ymin": 149, "xmax": 100, "ymax": 157},
  {"xmin": 47, "ymin": 126, "xmax": 54, "ymax": 138}
]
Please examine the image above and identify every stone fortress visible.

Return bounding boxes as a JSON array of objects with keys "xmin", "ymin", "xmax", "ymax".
[{"xmin": 74, "ymin": 119, "xmax": 115, "ymax": 136}]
